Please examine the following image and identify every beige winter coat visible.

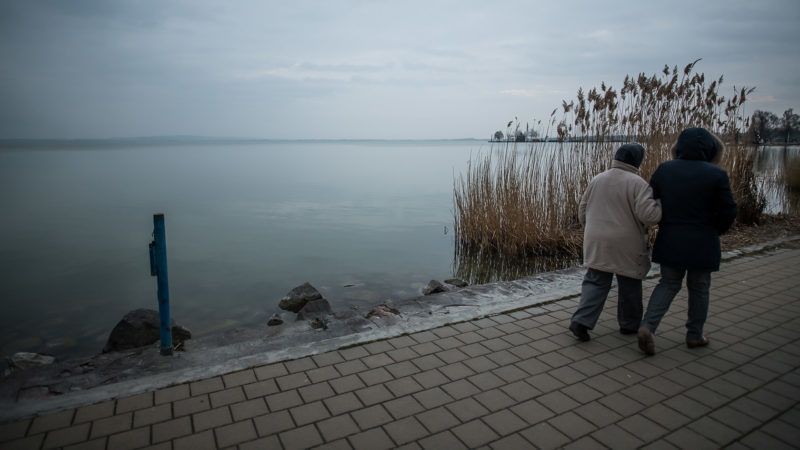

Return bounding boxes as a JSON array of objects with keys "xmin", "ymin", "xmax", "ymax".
[{"xmin": 579, "ymin": 160, "xmax": 662, "ymax": 279}]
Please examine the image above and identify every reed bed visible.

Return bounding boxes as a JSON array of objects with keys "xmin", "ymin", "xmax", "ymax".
[{"xmin": 454, "ymin": 61, "xmax": 765, "ymax": 280}]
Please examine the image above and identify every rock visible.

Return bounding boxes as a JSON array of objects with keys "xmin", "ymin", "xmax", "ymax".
[
  {"xmin": 279, "ymin": 282, "xmax": 323, "ymax": 313},
  {"xmin": 267, "ymin": 314, "xmax": 284, "ymax": 326},
  {"xmin": 103, "ymin": 309, "xmax": 192, "ymax": 353},
  {"xmin": 309, "ymin": 318, "xmax": 328, "ymax": 330},
  {"xmin": 444, "ymin": 278, "xmax": 469, "ymax": 288},
  {"xmin": 422, "ymin": 280, "xmax": 449, "ymax": 295},
  {"xmin": 8, "ymin": 352, "xmax": 55, "ymax": 370},
  {"xmin": 365, "ymin": 304, "xmax": 400, "ymax": 319},
  {"xmin": 296, "ymin": 298, "xmax": 333, "ymax": 321}
]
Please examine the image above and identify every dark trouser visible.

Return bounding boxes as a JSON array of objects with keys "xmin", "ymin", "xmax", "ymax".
[
  {"xmin": 571, "ymin": 268, "xmax": 643, "ymax": 331},
  {"xmin": 641, "ymin": 265, "xmax": 711, "ymax": 340}
]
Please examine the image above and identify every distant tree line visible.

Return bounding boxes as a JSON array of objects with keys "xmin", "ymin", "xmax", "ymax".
[{"xmin": 749, "ymin": 108, "xmax": 799, "ymax": 144}]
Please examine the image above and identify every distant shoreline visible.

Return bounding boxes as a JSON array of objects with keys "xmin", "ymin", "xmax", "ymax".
[{"xmin": 0, "ymin": 136, "xmax": 484, "ymax": 148}]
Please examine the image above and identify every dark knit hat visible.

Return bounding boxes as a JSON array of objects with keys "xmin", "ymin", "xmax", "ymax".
[
  {"xmin": 614, "ymin": 143, "xmax": 645, "ymax": 168},
  {"xmin": 674, "ymin": 127, "xmax": 719, "ymax": 162}
]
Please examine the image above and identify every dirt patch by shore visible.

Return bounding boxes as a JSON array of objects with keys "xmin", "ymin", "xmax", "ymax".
[{"xmin": 721, "ymin": 214, "xmax": 800, "ymax": 251}]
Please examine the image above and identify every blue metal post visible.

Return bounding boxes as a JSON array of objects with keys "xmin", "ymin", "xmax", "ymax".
[{"xmin": 151, "ymin": 213, "xmax": 173, "ymax": 356}]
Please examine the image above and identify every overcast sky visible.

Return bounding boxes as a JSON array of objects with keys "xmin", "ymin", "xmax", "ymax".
[{"xmin": 1, "ymin": 0, "xmax": 798, "ymax": 139}]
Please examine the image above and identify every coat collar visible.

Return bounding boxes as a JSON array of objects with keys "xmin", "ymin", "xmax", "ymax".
[{"xmin": 611, "ymin": 160, "xmax": 640, "ymax": 174}]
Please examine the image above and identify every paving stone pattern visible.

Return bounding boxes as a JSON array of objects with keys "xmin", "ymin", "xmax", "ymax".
[{"xmin": 1, "ymin": 245, "xmax": 799, "ymax": 449}]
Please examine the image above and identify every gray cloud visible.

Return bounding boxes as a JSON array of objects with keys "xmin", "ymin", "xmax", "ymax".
[{"xmin": 1, "ymin": 0, "xmax": 798, "ymax": 139}]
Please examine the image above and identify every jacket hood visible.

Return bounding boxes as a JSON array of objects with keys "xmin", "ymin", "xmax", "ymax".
[
  {"xmin": 672, "ymin": 127, "xmax": 724, "ymax": 163},
  {"xmin": 614, "ymin": 143, "xmax": 645, "ymax": 168}
]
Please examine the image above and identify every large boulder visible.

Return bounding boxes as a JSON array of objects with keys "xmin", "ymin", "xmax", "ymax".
[
  {"xmin": 279, "ymin": 282, "xmax": 323, "ymax": 313},
  {"xmin": 422, "ymin": 280, "xmax": 449, "ymax": 295},
  {"xmin": 296, "ymin": 298, "xmax": 333, "ymax": 321},
  {"xmin": 103, "ymin": 309, "xmax": 191, "ymax": 353}
]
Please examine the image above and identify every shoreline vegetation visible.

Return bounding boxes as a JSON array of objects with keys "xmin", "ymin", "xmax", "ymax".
[{"xmin": 454, "ymin": 60, "xmax": 800, "ymax": 284}]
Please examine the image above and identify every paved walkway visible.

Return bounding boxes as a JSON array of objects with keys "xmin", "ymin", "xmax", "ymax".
[{"xmin": 1, "ymin": 243, "xmax": 799, "ymax": 450}]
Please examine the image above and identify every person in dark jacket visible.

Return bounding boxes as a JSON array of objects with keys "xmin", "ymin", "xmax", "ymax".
[{"xmin": 637, "ymin": 127, "xmax": 737, "ymax": 355}]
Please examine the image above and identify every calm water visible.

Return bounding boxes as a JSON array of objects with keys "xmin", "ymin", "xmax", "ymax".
[
  {"xmin": 0, "ymin": 140, "xmax": 488, "ymax": 359},
  {"xmin": 1, "ymin": 141, "xmax": 796, "ymax": 360}
]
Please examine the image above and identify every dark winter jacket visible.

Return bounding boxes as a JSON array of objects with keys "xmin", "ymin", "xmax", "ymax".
[{"xmin": 650, "ymin": 128, "xmax": 738, "ymax": 271}]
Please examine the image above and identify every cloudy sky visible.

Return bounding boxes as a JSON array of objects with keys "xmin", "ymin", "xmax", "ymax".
[{"xmin": 1, "ymin": 0, "xmax": 798, "ymax": 139}]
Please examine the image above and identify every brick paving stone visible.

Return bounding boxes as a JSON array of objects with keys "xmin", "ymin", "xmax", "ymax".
[
  {"xmin": 89, "ymin": 412, "xmax": 131, "ymax": 438},
  {"xmin": 209, "ymin": 386, "xmax": 245, "ymax": 408},
  {"xmin": 222, "ymin": 369, "xmax": 256, "ymax": 388},
  {"xmin": 415, "ymin": 407, "xmax": 461, "ymax": 434},
  {"xmin": 490, "ymin": 433, "xmax": 531, "ymax": 450},
  {"xmin": 63, "ymin": 437, "xmax": 106, "ymax": 450},
  {"xmin": 265, "ymin": 390, "xmax": 303, "ymax": 411},
  {"xmin": 173, "ymin": 430, "xmax": 216, "ymax": 450},
  {"xmin": 336, "ymin": 359, "xmax": 369, "ymax": 376},
  {"xmin": 189, "ymin": 378, "xmax": 224, "ymax": 397},
  {"xmin": 329, "ymin": 374, "xmax": 366, "ymax": 394},
  {"xmin": 412, "ymin": 354, "xmax": 446, "ymax": 371},
  {"xmin": 215, "ymin": 420, "xmax": 257, "ymax": 448},
  {"xmin": 537, "ymin": 391, "xmax": 581, "ymax": 414},
  {"xmin": 289, "ymin": 401, "xmax": 330, "ymax": 426},
  {"xmin": 1, "ymin": 434, "xmax": 44, "ymax": 450},
  {"xmin": 324, "ymin": 392, "xmax": 364, "ymax": 416},
  {"xmin": 413, "ymin": 369, "xmax": 449, "ymax": 389},
  {"xmin": 418, "ymin": 430, "xmax": 467, "ymax": 450},
  {"xmin": 42, "ymin": 423, "xmax": 90, "ymax": 449},
  {"xmin": 358, "ymin": 367, "xmax": 394, "ymax": 386},
  {"xmin": 709, "ymin": 405, "xmax": 763, "ymax": 433},
  {"xmin": 385, "ymin": 376, "xmax": 424, "ymax": 397},
  {"xmin": 452, "ymin": 419, "xmax": 499, "ymax": 448},
  {"xmin": 307, "ymin": 365, "xmax": 341, "ymax": 384},
  {"xmin": 664, "ymin": 427, "xmax": 718, "ymax": 450},
  {"xmin": 740, "ymin": 430, "xmax": 797, "ymax": 450},
  {"xmin": 482, "ymin": 409, "xmax": 527, "ymax": 435},
  {"xmin": 641, "ymin": 404, "xmax": 691, "ymax": 431},
  {"xmin": 520, "ymin": 421, "xmax": 570, "ymax": 449},
  {"xmin": 106, "ymin": 427, "xmax": 150, "ymax": 450},
  {"xmin": 385, "ymin": 395, "xmax": 425, "ymax": 419},
  {"xmin": 313, "ymin": 351, "xmax": 346, "ymax": 367},
  {"xmin": 761, "ymin": 417, "xmax": 800, "ymax": 445},
  {"xmin": 254, "ymin": 362, "xmax": 288, "ymax": 380},
  {"xmin": 384, "ymin": 416, "xmax": 429, "ymax": 445},
  {"xmin": 348, "ymin": 427, "xmax": 395, "ymax": 450},
  {"xmin": 74, "ymin": 401, "xmax": 115, "ymax": 424},
  {"xmin": 548, "ymin": 411, "xmax": 597, "ymax": 440},
  {"xmin": 133, "ymin": 403, "xmax": 171, "ymax": 428},
  {"xmin": 591, "ymin": 424, "xmax": 644, "ymax": 450},
  {"xmin": 362, "ymin": 353, "xmax": 394, "ymax": 369},
  {"xmin": 193, "ymin": 406, "xmax": 232, "ymax": 431},
  {"xmin": 243, "ymin": 378, "xmax": 279, "ymax": 399},
  {"xmin": 316, "ymin": 414, "xmax": 360, "ymax": 442},
  {"xmin": 152, "ymin": 416, "xmax": 192, "ymax": 443},
  {"xmin": 468, "ymin": 372, "xmax": 505, "ymax": 390},
  {"xmin": 510, "ymin": 398, "xmax": 555, "ymax": 425},
  {"xmin": 0, "ymin": 419, "xmax": 30, "ymax": 443},
  {"xmin": 355, "ymin": 384, "xmax": 393, "ymax": 406},
  {"xmin": 474, "ymin": 389, "xmax": 516, "ymax": 412},
  {"xmin": 574, "ymin": 400, "xmax": 623, "ymax": 428},
  {"xmin": 618, "ymin": 414, "xmax": 668, "ymax": 442},
  {"xmin": 662, "ymin": 394, "xmax": 711, "ymax": 419},
  {"xmin": 230, "ymin": 397, "xmax": 268, "ymax": 421},
  {"xmin": 445, "ymin": 397, "xmax": 489, "ymax": 423},
  {"xmin": 351, "ymin": 404, "xmax": 393, "ymax": 430},
  {"xmin": 686, "ymin": 416, "xmax": 741, "ymax": 446},
  {"xmin": 441, "ymin": 379, "xmax": 481, "ymax": 400},
  {"xmin": 173, "ymin": 394, "xmax": 211, "ymax": 417},
  {"xmin": 29, "ymin": 409, "xmax": 74, "ymax": 434},
  {"xmin": 252, "ymin": 410, "xmax": 294, "ymax": 436},
  {"xmin": 413, "ymin": 387, "xmax": 453, "ymax": 409},
  {"xmin": 298, "ymin": 381, "xmax": 336, "ymax": 403},
  {"xmin": 463, "ymin": 355, "xmax": 499, "ymax": 373},
  {"xmin": 285, "ymin": 357, "xmax": 316, "ymax": 373}
]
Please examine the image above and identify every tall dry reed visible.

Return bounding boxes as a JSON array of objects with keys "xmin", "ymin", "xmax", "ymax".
[{"xmin": 454, "ymin": 60, "xmax": 761, "ymax": 272}]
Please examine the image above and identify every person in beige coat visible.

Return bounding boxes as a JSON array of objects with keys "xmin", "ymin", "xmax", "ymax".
[{"xmin": 569, "ymin": 143, "xmax": 662, "ymax": 341}]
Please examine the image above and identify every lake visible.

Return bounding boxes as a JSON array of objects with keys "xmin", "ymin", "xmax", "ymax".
[
  {"xmin": 1, "ymin": 140, "xmax": 796, "ymax": 360},
  {"xmin": 0, "ymin": 139, "xmax": 493, "ymax": 359}
]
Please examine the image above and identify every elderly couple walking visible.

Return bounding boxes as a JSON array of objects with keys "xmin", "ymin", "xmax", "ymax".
[{"xmin": 568, "ymin": 127, "xmax": 738, "ymax": 355}]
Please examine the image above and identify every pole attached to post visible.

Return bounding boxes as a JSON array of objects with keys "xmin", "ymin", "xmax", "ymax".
[{"xmin": 150, "ymin": 213, "xmax": 173, "ymax": 356}]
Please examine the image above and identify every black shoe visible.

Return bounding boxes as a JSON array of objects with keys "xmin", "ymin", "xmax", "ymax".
[
  {"xmin": 637, "ymin": 327, "xmax": 655, "ymax": 356},
  {"xmin": 686, "ymin": 336, "xmax": 710, "ymax": 348},
  {"xmin": 620, "ymin": 328, "xmax": 637, "ymax": 335},
  {"xmin": 569, "ymin": 322, "xmax": 590, "ymax": 342}
]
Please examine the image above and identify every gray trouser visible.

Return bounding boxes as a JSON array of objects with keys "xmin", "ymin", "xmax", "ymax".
[
  {"xmin": 641, "ymin": 265, "xmax": 711, "ymax": 340},
  {"xmin": 571, "ymin": 268, "xmax": 643, "ymax": 331}
]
